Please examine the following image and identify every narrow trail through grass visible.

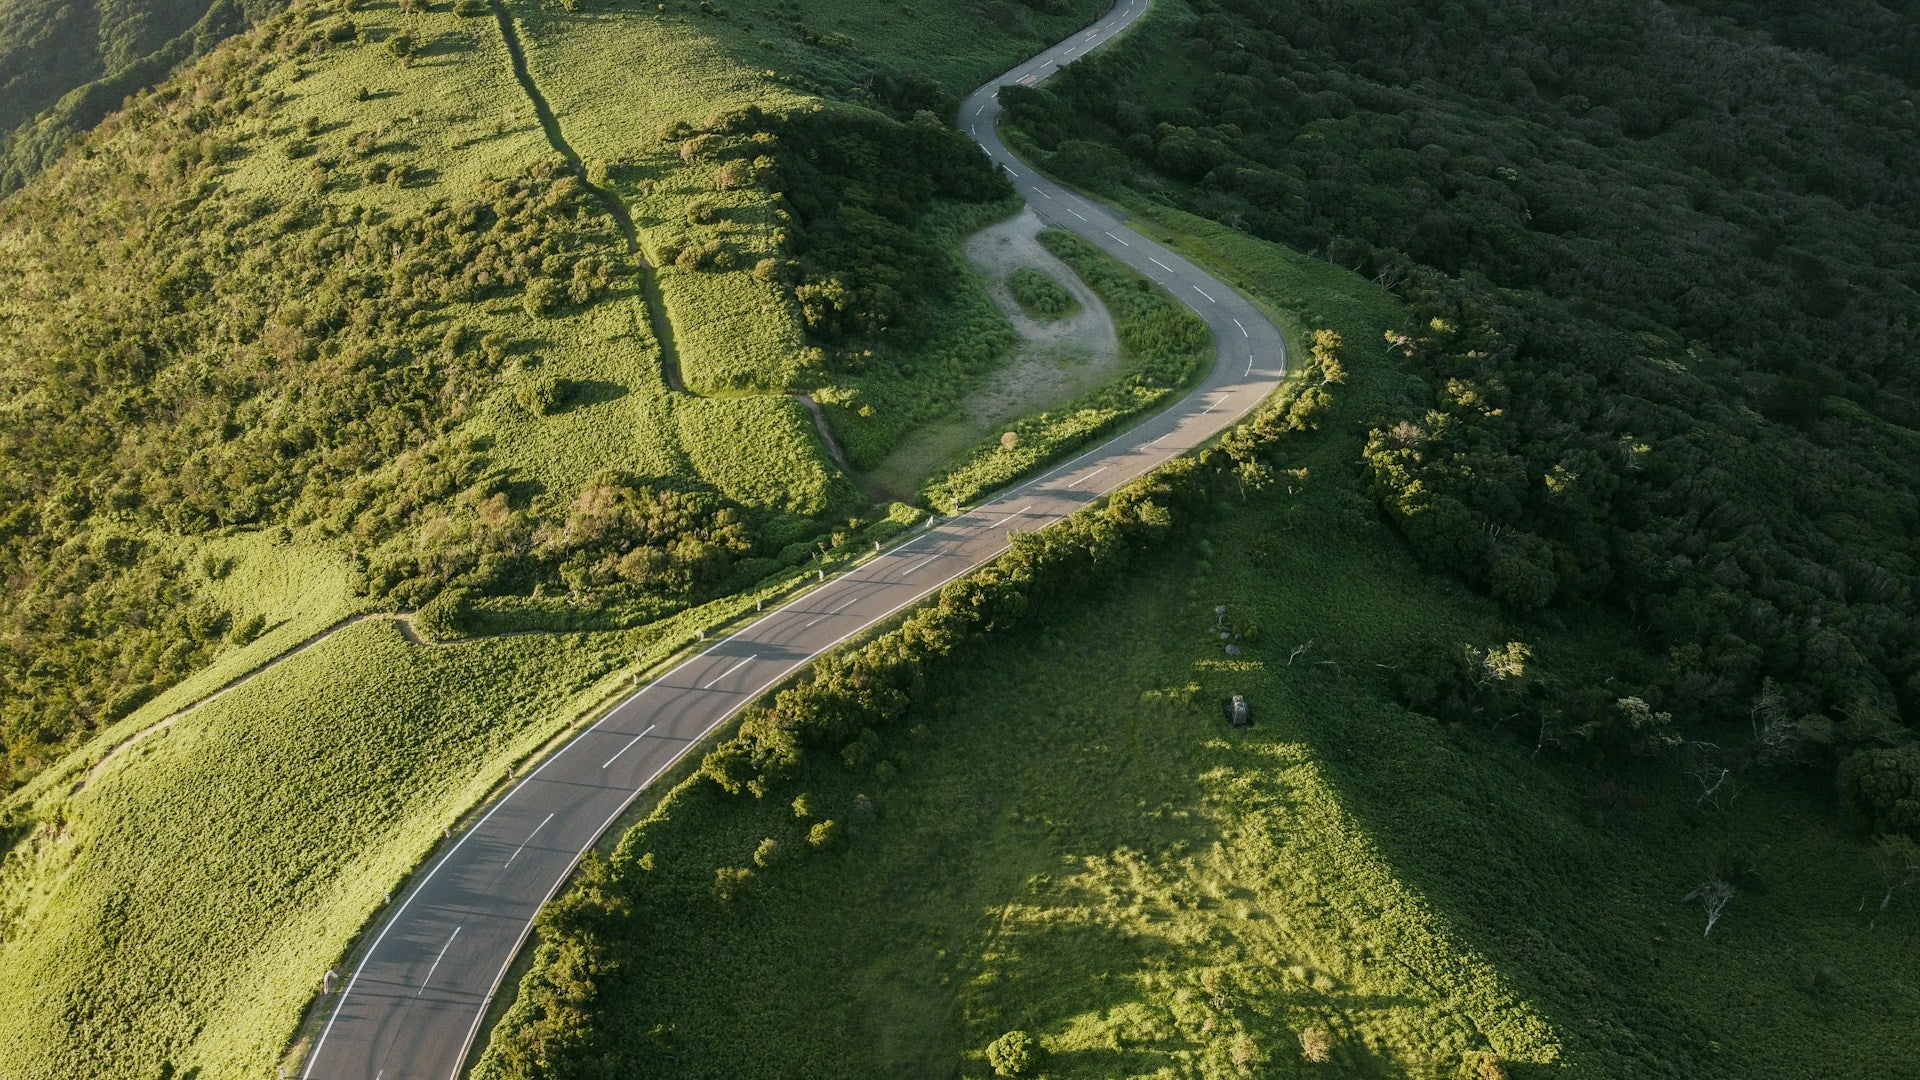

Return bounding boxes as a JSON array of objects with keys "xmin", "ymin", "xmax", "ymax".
[{"xmin": 486, "ymin": 0, "xmax": 688, "ymax": 391}]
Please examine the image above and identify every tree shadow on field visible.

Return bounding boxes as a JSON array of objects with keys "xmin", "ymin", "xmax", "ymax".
[
  {"xmin": 554, "ymin": 378, "xmax": 629, "ymax": 413},
  {"xmin": 414, "ymin": 32, "xmax": 478, "ymax": 63}
]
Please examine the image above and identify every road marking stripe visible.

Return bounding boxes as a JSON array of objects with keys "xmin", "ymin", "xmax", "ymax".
[
  {"xmin": 1234, "ymin": 318, "xmax": 1247, "ymax": 336},
  {"xmin": 417, "ymin": 927, "xmax": 461, "ymax": 997},
  {"xmin": 1192, "ymin": 284, "xmax": 1217, "ymax": 303},
  {"xmin": 1037, "ymin": 189, "xmax": 1053, "ymax": 199},
  {"xmin": 1067, "ymin": 208, "xmax": 1088, "ymax": 221},
  {"xmin": 1150, "ymin": 257, "xmax": 1173, "ymax": 271},
  {"xmin": 902, "ymin": 554, "xmax": 942, "ymax": 578},
  {"xmin": 1202, "ymin": 397, "xmax": 1223, "ymax": 414},
  {"xmin": 600, "ymin": 724, "xmax": 657, "ymax": 769},
  {"xmin": 702, "ymin": 656, "xmax": 756, "ymax": 690},
  {"xmin": 1067, "ymin": 465, "xmax": 1109, "ymax": 489},
  {"xmin": 1007, "ymin": 503, "xmax": 1033, "ymax": 519},
  {"xmin": 1246, "ymin": 353, "xmax": 1256, "ymax": 377},
  {"xmin": 804, "ymin": 594, "xmax": 863, "ymax": 627},
  {"xmin": 503, "ymin": 813, "xmax": 555, "ymax": 869}
]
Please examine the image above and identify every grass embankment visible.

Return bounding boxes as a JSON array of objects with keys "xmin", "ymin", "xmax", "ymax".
[{"xmin": 478, "ymin": 219, "xmax": 1920, "ymax": 1078}]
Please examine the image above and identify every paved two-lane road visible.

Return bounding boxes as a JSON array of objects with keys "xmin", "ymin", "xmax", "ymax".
[{"xmin": 299, "ymin": 2, "xmax": 1288, "ymax": 1076}]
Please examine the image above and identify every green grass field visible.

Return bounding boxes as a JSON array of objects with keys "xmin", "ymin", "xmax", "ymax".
[{"xmin": 478, "ymin": 210, "xmax": 1920, "ymax": 1079}]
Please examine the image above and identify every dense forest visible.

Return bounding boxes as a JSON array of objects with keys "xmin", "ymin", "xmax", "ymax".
[{"xmin": 1007, "ymin": 0, "xmax": 1920, "ymax": 837}]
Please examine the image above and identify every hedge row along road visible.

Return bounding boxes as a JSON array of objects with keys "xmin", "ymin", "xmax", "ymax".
[{"xmin": 298, "ymin": 1, "xmax": 1289, "ymax": 1075}]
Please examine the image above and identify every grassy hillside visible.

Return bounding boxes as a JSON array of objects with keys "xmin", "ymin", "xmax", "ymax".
[
  {"xmin": 0, "ymin": 618, "xmax": 639, "ymax": 1077},
  {"xmin": 476, "ymin": 205, "xmax": 1920, "ymax": 1080},
  {"xmin": 0, "ymin": 0, "xmax": 1115, "ymax": 790}
]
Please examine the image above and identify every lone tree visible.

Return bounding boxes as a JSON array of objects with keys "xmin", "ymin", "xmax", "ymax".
[
  {"xmin": 986, "ymin": 1030, "xmax": 1038, "ymax": 1077},
  {"xmin": 1684, "ymin": 871, "xmax": 1736, "ymax": 937}
]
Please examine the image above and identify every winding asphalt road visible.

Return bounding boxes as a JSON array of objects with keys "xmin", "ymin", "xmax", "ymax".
[{"xmin": 298, "ymin": 2, "xmax": 1287, "ymax": 1076}]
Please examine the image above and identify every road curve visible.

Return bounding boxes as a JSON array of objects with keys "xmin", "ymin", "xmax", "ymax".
[{"xmin": 297, "ymin": 2, "xmax": 1287, "ymax": 1076}]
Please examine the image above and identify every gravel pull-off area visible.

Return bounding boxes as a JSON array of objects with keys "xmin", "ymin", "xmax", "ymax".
[{"xmin": 864, "ymin": 208, "xmax": 1123, "ymax": 495}]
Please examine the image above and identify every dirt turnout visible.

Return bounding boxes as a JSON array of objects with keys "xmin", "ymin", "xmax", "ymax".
[{"xmin": 866, "ymin": 208, "xmax": 1124, "ymax": 493}]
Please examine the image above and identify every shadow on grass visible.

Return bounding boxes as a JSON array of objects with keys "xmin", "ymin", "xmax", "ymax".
[{"xmin": 556, "ymin": 378, "xmax": 630, "ymax": 412}]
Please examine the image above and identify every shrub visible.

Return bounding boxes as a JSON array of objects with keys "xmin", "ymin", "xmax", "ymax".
[
  {"xmin": 1007, "ymin": 267, "xmax": 1077, "ymax": 320},
  {"xmin": 516, "ymin": 375, "xmax": 569, "ymax": 415},
  {"xmin": 1839, "ymin": 746, "xmax": 1920, "ymax": 838},
  {"xmin": 711, "ymin": 866, "xmax": 755, "ymax": 902},
  {"xmin": 453, "ymin": 0, "xmax": 487, "ymax": 15},
  {"xmin": 523, "ymin": 277, "xmax": 564, "ymax": 317},
  {"xmin": 807, "ymin": 819, "xmax": 841, "ymax": 848},
  {"xmin": 1299, "ymin": 1026, "xmax": 1331, "ymax": 1063},
  {"xmin": 752, "ymin": 838, "xmax": 781, "ymax": 868},
  {"xmin": 1463, "ymin": 1051, "xmax": 1509, "ymax": 1080},
  {"xmin": 987, "ymin": 1030, "xmax": 1037, "ymax": 1077}
]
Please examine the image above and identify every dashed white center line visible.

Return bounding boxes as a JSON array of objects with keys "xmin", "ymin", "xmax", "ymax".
[
  {"xmin": 1234, "ymin": 318, "xmax": 1247, "ymax": 336},
  {"xmin": 702, "ymin": 656, "xmax": 756, "ymax": 690},
  {"xmin": 417, "ymin": 927, "xmax": 460, "ymax": 997},
  {"xmin": 503, "ymin": 812, "xmax": 555, "ymax": 869},
  {"xmin": 1067, "ymin": 465, "xmax": 1109, "ymax": 490},
  {"xmin": 601, "ymin": 723, "xmax": 657, "ymax": 769},
  {"xmin": 1192, "ymin": 285, "xmax": 1217, "ymax": 303},
  {"xmin": 1149, "ymin": 257, "xmax": 1173, "ymax": 271},
  {"xmin": 1149, "ymin": 431, "xmax": 1176, "ymax": 447},
  {"xmin": 1006, "ymin": 503, "xmax": 1034, "ymax": 520},
  {"xmin": 1246, "ymin": 353, "xmax": 1256, "ymax": 376},
  {"xmin": 902, "ymin": 554, "xmax": 943, "ymax": 578},
  {"xmin": 1037, "ymin": 189, "xmax": 1053, "ymax": 199},
  {"xmin": 1201, "ymin": 396, "xmax": 1223, "ymax": 415},
  {"xmin": 1067, "ymin": 208, "xmax": 1088, "ymax": 221},
  {"xmin": 1107, "ymin": 232, "xmax": 1131, "ymax": 247},
  {"xmin": 804, "ymin": 593, "xmax": 864, "ymax": 628}
]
